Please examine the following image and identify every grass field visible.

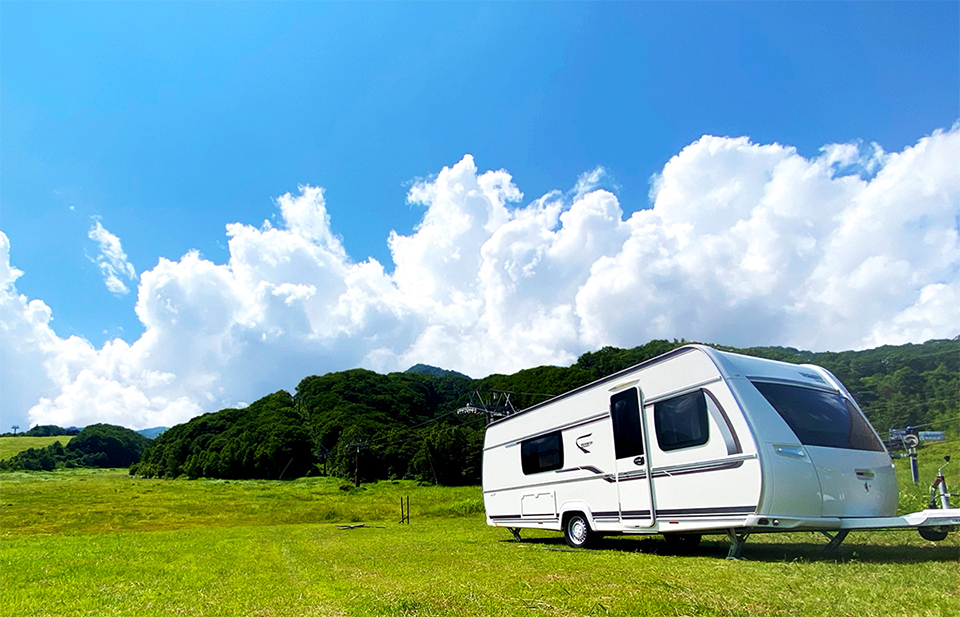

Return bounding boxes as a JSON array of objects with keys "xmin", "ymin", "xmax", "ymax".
[
  {"xmin": 0, "ymin": 435, "xmax": 74, "ymax": 461},
  {"xmin": 1, "ymin": 444, "xmax": 958, "ymax": 617}
]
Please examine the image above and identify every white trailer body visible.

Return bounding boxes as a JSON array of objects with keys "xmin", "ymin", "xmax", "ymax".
[{"xmin": 481, "ymin": 345, "xmax": 959, "ymax": 553}]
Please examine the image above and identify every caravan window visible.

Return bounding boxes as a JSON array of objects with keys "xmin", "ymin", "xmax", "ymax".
[
  {"xmin": 521, "ymin": 431, "xmax": 564, "ymax": 475},
  {"xmin": 752, "ymin": 381, "xmax": 884, "ymax": 451},
  {"xmin": 610, "ymin": 388, "xmax": 644, "ymax": 459},
  {"xmin": 654, "ymin": 390, "xmax": 709, "ymax": 451}
]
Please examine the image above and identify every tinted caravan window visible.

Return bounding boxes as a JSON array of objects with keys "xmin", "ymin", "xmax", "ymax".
[
  {"xmin": 610, "ymin": 388, "xmax": 644, "ymax": 459},
  {"xmin": 654, "ymin": 390, "xmax": 709, "ymax": 451},
  {"xmin": 752, "ymin": 381, "xmax": 884, "ymax": 452},
  {"xmin": 521, "ymin": 431, "xmax": 563, "ymax": 475}
]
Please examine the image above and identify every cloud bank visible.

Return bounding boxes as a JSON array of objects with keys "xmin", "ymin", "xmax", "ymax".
[{"xmin": 2, "ymin": 127, "xmax": 958, "ymax": 430}]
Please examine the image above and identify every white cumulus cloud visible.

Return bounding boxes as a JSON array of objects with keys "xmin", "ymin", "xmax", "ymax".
[
  {"xmin": 1, "ymin": 126, "xmax": 958, "ymax": 431},
  {"xmin": 88, "ymin": 221, "xmax": 137, "ymax": 295}
]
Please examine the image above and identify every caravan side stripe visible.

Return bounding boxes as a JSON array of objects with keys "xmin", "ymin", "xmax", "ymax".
[
  {"xmin": 488, "ymin": 515, "xmax": 559, "ymax": 523},
  {"xmin": 656, "ymin": 505, "xmax": 756, "ymax": 518},
  {"xmin": 650, "ymin": 460, "xmax": 743, "ymax": 478},
  {"xmin": 649, "ymin": 453, "xmax": 756, "ymax": 477},
  {"xmin": 483, "ymin": 471, "xmax": 615, "ymax": 494}
]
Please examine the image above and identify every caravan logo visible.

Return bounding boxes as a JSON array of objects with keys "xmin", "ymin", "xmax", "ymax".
[
  {"xmin": 576, "ymin": 434, "xmax": 594, "ymax": 453},
  {"xmin": 798, "ymin": 371, "xmax": 825, "ymax": 383}
]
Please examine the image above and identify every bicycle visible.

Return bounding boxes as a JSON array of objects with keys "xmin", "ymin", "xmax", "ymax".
[{"xmin": 919, "ymin": 455, "xmax": 954, "ymax": 542}]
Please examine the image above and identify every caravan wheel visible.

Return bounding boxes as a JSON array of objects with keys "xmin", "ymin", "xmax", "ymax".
[
  {"xmin": 564, "ymin": 513, "xmax": 595, "ymax": 548},
  {"xmin": 918, "ymin": 526, "xmax": 951, "ymax": 542},
  {"xmin": 663, "ymin": 533, "xmax": 702, "ymax": 551}
]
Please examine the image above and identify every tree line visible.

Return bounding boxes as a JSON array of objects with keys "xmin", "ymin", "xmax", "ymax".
[
  {"xmin": 0, "ymin": 424, "xmax": 81, "ymax": 438},
  {"xmin": 130, "ymin": 337, "xmax": 958, "ymax": 484},
  {"xmin": 0, "ymin": 424, "xmax": 151, "ymax": 471}
]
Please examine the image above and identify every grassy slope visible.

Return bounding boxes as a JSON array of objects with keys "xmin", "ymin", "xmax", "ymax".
[
  {"xmin": 0, "ymin": 436, "xmax": 73, "ymax": 461},
  {"xmin": 1, "ymin": 444, "xmax": 958, "ymax": 617}
]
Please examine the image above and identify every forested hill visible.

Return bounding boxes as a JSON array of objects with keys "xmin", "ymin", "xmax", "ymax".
[
  {"xmin": 405, "ymin": 364, "xmax": 471, "ymax": 381},
  {"xmin": 131, "ymin": 337, "xmax": 959, "ymax": 483},
  {"xmin": 2, "ymin": 424, "xmax": 150, "ymax": 471}
]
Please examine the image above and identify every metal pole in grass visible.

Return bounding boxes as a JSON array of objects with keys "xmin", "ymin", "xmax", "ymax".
[
  {"xmin": 904, "ymin": 431, "xmax": 921, "ymax": 484},
  {"xmin": 349, "ymin": 442, "xmax": 368, "ymax": 487},
  {"xmin": 278, "ymin": 457, "xmax": 294, "ymax": 480}
]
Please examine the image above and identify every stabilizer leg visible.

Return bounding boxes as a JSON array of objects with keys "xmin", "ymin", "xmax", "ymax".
[
  {"xmin": 509, "ymin": 527, "xmax": 522, "ymax": 542},
  {"xmin": 726, "ymin": 529, "xmax": 749, "ymax": 560},
  {"xmin": 821, "ymin": 529, "xmax": 849, "ymax": 554}
]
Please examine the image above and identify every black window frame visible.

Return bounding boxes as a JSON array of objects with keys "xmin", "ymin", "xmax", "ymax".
[
  {"xmin": 520, "ymin": 431, "xmax": 564, "ymax": 475},
  {"xmin": 653, "ymin": 389, "xmax": 710, "ymax": 452}
]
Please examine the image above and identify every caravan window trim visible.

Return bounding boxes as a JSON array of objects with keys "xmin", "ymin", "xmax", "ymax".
[{"xmin": 653, "ymin": 389, "xmax": 711, "ymax": 452}]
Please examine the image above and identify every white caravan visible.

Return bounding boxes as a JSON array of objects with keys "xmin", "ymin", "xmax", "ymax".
[{"xmin": 481, "ymin": 345, "xmax": 959, "ymax": 558}]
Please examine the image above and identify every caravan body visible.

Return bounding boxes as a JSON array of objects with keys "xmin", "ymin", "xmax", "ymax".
[{"xmin": 481, "ymin": 345, "xmax": 944, "ymax": 547}]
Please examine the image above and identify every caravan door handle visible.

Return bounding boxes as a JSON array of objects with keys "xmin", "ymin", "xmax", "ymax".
[{"xmin": 633, "ymin": 455, "xmax": 645, "ymax": 466}]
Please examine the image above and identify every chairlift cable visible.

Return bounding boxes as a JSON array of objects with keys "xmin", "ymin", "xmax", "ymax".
[{"xmin": 890, "ymin": 416, "xmax": 960, "ymax": 431}]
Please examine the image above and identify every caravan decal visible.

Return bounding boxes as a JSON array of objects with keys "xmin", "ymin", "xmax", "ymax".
[
  {"xmin": 649, "ymin": 455, "xmax": 755, "ymax": 479},
  {"xmin": 592, "ymin": 510, "xmax": 619, "ymax": 520},
  {"xmin": 557, "ymin": 465, "xmax": 616, "ymax": 483}
]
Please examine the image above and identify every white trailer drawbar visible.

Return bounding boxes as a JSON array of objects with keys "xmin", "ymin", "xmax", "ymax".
[{"xmin": 481, "ymin": 345, "xmax": 959, "ymax": 558}]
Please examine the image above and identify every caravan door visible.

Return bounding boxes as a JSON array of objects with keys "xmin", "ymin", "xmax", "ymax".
[{"xmin": 610, "ymin": 388, "xmax": 655, "ymax": 528}]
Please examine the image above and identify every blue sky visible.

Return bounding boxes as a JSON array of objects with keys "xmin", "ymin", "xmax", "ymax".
[
  {"xmin": 5, "ymin": 1, "xmax": 957, "ymax": 345},
  {"xmin": 1, "ymin": 2, "xmax": 959, "ymax": 430}
]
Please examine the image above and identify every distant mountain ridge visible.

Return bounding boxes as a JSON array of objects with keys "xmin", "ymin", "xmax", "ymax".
[
  {"xmin": 137, "ymin": 427, "xmax": 168, "ymax": 439},
  {"xmin": 405, "ymin": 363, "xmax": 472, "ymax": 381}
]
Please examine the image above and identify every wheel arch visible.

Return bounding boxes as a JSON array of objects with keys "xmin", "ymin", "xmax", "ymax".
[{"xmin": 559, "ymin": 501, "xmax": 597, "ymax": 530}]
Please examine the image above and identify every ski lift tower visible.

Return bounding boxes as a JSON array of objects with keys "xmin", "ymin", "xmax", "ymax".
[{"xmin": 457, "ymin": 390, "xmax": 521, "ymax": 425}]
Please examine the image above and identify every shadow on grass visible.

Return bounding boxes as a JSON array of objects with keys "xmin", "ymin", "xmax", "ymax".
[{"xmin": 503, "ymin": 533, "xmax": 960, "ymax": 563}]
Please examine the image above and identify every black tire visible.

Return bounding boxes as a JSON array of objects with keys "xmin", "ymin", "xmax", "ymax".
[
  {"xmin": 918, "ymin": 526, "xmax": 951, "ymax": 542},
  {"xmin": 919, "ymin": 492, "xmax": 954, "ymax": 541},
  {"xmin": 663, "ymin": 533, "xmax": 702, "ymax": 551},
  {"xmin": 564, "ymin": 513, "xmax": 595, "ymax": 548}
]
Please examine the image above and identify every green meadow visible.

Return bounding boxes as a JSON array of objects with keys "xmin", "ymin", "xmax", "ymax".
[
  {"xmin": 0, "ymin": 436, "xmax": 74, "ymax": 461},
  {"xmin": 2, "ymin": 444, "xmax": 958, "ymax": 617}
]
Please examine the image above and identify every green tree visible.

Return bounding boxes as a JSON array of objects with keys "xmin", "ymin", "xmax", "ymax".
[{"xmin": 66, "ymin": 424, "xmax": 151, "ymax": 468}]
